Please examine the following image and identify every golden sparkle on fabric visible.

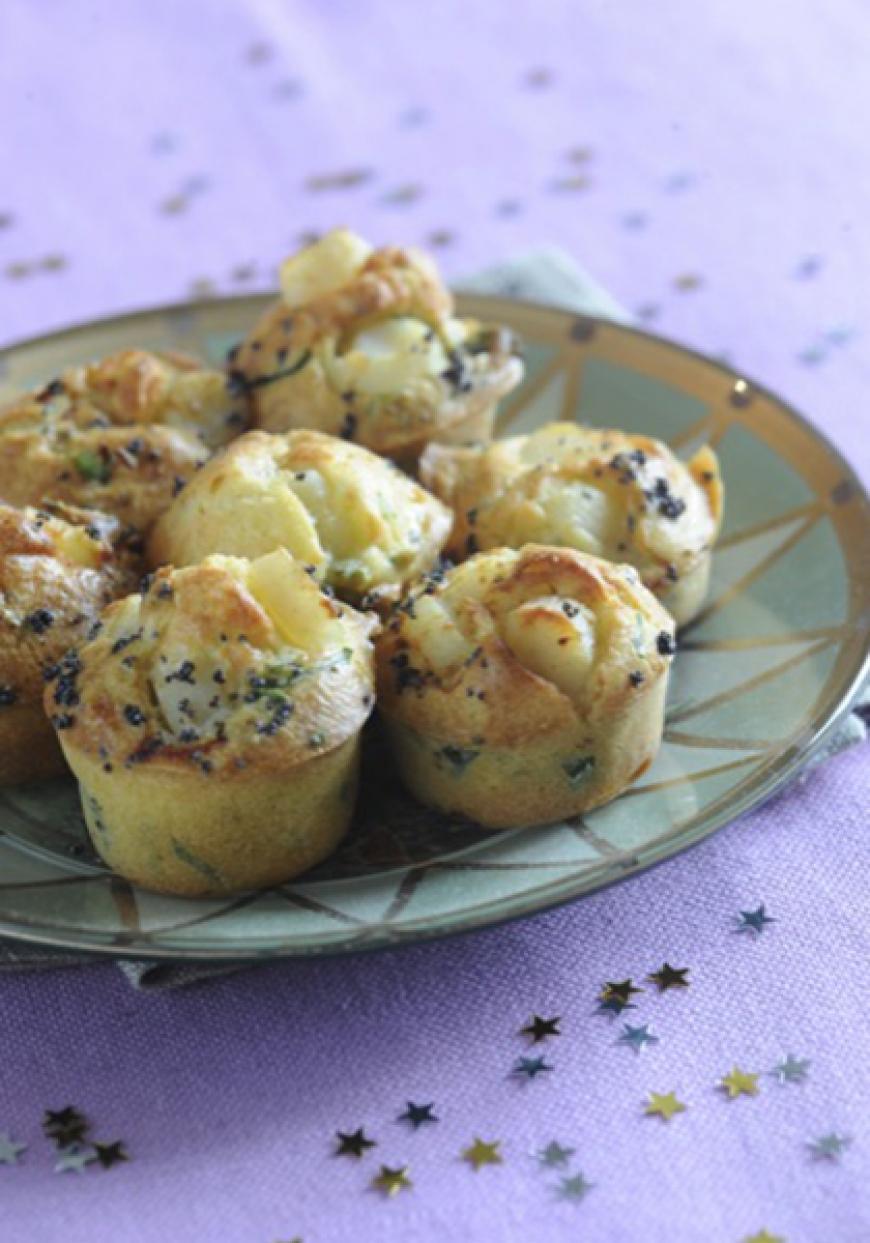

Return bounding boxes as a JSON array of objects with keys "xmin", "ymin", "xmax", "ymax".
[
  {"xmin": 647, "ymin": 963, "xmax": 690, "ymax": 991},
  {"xmin": 371, "ymin": 1164, "xmax": 411, "ymax": 1197},
  {"xmin": 462, "ymin": 1138, "xmax": 503, "ymax": 1170},
  {"xmin": 520, "ymin": 1015, "xmax": 561, "ymax": 1042},
  {"xmin": 718, "ymin": 1067, "xmax": 760, "ymax": 1099},
  {"xmin": 644, "ymin": 1091, "xmax": 687, "ymax": 1121},
  {"xmin": 335, "ymin": 1127, "xmax": 376, "ymax": 1158}
]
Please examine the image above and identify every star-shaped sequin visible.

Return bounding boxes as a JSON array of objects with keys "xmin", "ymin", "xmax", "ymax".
[
  {"xmin": 42, "ymin": 1106, "xmax": 88, "ymax": 1148},
  {"xmin": 771, "ymin": 1054, "xmax": 810, "ymax": 1085},
  {"xmin": 371, "ymin": 1164, "xmax": 411, "ymax": 1196},
  {"xmin": 398, "ymin": 1102, "xmax": 438, "ymax": 1128},
  {"xmin": 558, "ymin": 1172, "xmax": 593, "ymax": 1201},
  {"xmin": 93, "ymin": 1141, "xmax": 128, "ymax": 1169},
  {"xmin": 600, "ymin": 979, "xmax": 643, "ymax": 1004},
  {"xmin": 644, "ymin": 1091, "xmax": 687, "ymax": 1121},
  {"xmin": 335, "ymin": 1127, "xmax": 376, "ymax": 1158},
  {"xmin": 512, "ymin": 1055, "xmax": 554, "ymax": 1080},
  {"xmin": 54, "ymin": 1146, "xmax": 96, "ymax": 1174},
  {"xmin": 618, "ymin": 1023, "xmax": 658, "ymax": 1053},
  {"xmin": 536, "ymin": 1140, "xmax": 575, "ymax": 1168},
  {"xmin": 743, "ymin": 1231, "xmax": 785, "ymax": 1243},
  {"xmin": 462, "ymin": 1138, "xmax": 502, "ymax": 1170},
  {"xmin": 808, "ymin": 1132, "xmax": 851, "ymax": 1160},
  {"xmin": 596, "ymin": 995, "xmax": 637, "ymax": 1017},
  {"xmin": 520, "ymin": 1015, "xmax": 561, "ymax": 1042},
  {"xmin": 0, "ymin": 1133, "xmax": 27, "ymax": 1165},
  {"xmin": 647, "ymin": 963, "xmax": 690, "ymax": 991},
  {"xmin": 719, "ymin": 1067, "xmax": 760, "ymax": 1099},
  {"xmin": 736, "ymin": 905, "xmax": 775, "ymax": 934}
]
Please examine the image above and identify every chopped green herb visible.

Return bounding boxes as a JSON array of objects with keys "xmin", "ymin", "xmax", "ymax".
[{"xmin": 73, "ymin": 449, "xmax": 112, "ymax": 484}]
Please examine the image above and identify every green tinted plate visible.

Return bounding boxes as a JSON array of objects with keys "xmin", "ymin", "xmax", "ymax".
[{"xmin": 0, "ymin": 297, "xmax": 866, "ymax": 960}]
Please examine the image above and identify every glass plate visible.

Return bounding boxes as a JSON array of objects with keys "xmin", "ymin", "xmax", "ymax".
[{"xmin": 0, "ymin": 296, "xmax": 867, "ymax": 960}]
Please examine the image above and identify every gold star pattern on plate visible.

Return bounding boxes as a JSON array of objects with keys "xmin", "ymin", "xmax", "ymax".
[
  {"xmin": 647, "ymin": 963, "xmax": 690, "ymax": 991},
  {"xmin": 521, "ymin": 1014, "xmax": 561, "ymax": 1042},
  {"xmin": 644, "ymin": 1091, "xmax": 687, "ymax": 1121},
  {"xmin": 743, "ymin": 1231, "xmax": 785, "ymax": 1243},
  {"xmin": 462, "ymin": 1138, "xmax": 502, "ymax": 1171},
  {"xmin": 371, "ymin": 1164, "xmax": 411, "ymax": 1197},
  {"xmin": 335, "ymin": 1127, "xmax": 376, "ymax": 1158},
  {"xmin": 719, "ymin": 1067, "xmax": 760, "ymax": 1099}
]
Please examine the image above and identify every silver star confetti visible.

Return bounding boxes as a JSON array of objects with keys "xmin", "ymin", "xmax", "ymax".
[
  {"xmin": 771, "ymin": 1054, "xmax": 810, "ymax": 1085},
  {"xmin": 54, "ymin": 1146, "xmax": 96, "ymax": 1174},
  {"xmin": 0, "ymin": 1133, "xmax": 26, "ymax": 1165},
  {"xmin": 536, "ymin": 1140, "xmax": 575, "ymax": 1168},
  {"xmin": 735, "ymin": 905, "xmax": 775, "ymax": 934},
  {"xmin": 809, "ymin": 1132, "xmax": 851, "ymax": 1160},
  {"xmin": 558, "ymin": 1172, "xmax": 594, "ymax": 1201},
  {"xmin": 512, "ymin": 1055, "xmax": 553, "ymax": 1080},
  {"xmin": 617, "ymin": 1023, "xmax": 658, "ymax": 1053}
]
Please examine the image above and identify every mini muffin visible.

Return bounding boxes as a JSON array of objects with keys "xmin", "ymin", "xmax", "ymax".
[
  {"xmin": 148, "ymin": 428, "xmax": 453, "ymax": 607},
  {"xmin": 0, "ymin": 501, "xmax": 141, "ymax": 786},
  {"xmin": 420, "ymin": 422, "xmax": 723, "ymax": 626},
  {"xmin": 0, "ymin": 349, "xmax": 247, "ymax": 531},
  {"xmin": 231, "ymin": 229, "xmax": 524, "ymax": 461},
  {"xmin": 47, "ymin": 548, "xmax": 376, "ymax": 895},
  {"xmin": 375, "ymin": 544, "xmax": 675, "ymax": 829}
]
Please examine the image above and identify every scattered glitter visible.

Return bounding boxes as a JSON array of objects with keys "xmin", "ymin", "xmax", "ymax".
[
  {"xmin": 735, "ymin": 905, "xmax": 775, "ymax": 935},
  {"xmin": 770, "ymin": 1055, "xmax": 810, "ymax": 1085},
  {"xmin": 718, "ymin": 1068, "xmax": 760, "ymax": 1099},
  {"xmin": 371, "ymin": 1164, "xmax": 411, "ymax": 1196},
  {"xmin": 644, "ymin": 1091, "xmax": 687, "ymax": 1121},
  {"xmin": 462, "ymin": 1138, "xmax": 502, "ymax": 1170}
]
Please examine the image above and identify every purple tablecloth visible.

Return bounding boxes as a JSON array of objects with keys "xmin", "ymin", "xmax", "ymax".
[{"xmin": 0, "ymin": 3, "xmax": 867, "ymax": 1240}]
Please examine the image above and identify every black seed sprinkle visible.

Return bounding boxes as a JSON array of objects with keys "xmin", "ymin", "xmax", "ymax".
[
  {"xmin": 123, "ymin": 704, "xmax": 146, "ymax": 727},
  {"xmin": 171, "ymin": 476, "xmax": 187, "ymax": 497},
  {"xmin": 165, "ymin": 660, "xmax": 196, "ymax": 684},
  {"xmin": 340, "ymin": 412, "xmax": 357, "ymax": 440},
  {"xmin": 656, "ymin": 631, "xmax": 677, "ymax": 656},
  {"xmin": 37, "ymin": 378, "xmax": 65, "ymax": 401},
  {"xmin": 213, "ymin": 669, "xmax": 226, "ymax": 684},
  {"xmin": 25, "ymin": 608, "xmax": 55, "ymax": 634},
  {"xmin": 629, "ymin": 670, "xmax": 645, "ymax": 687},
  {"xmin": 127, "ymin": 736, "xmax": 163, "ymax": 764},
  {"xmin": 0, "ymin": 686, "xmax": 17, "ymax": 707},
  {"xmin": 561, "ymin": 601, "xmax": 580, "ymax": 618},
  {"xmin": 51, "ymin": 713, "xmax": 75, "ymax": 730}
]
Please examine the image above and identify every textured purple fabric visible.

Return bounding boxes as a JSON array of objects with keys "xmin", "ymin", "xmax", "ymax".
[{"xmin": 0, "ymin": 3, "xmax": 868, "ymax": 1240}]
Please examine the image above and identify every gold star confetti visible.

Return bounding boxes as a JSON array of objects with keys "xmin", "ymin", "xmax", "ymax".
[
  {"xmin": 647, "ymin": 963, "xmax": 690, "ymax": 991},
  {"xmin": 462, "ymin": 1138, "xmax": 502, "ymax": 1170},
  {"xmin": 92, "ymin": 1140, "xmax": 129, "ymax": 1169},
  {"xmin": 42, "ymin": 1107, "xmax": 88, "ymax": 1148},
  {"xmin": 673, "ymin": 272, "xmax": 704, "ymax": 293},
  {"xmin": 743, "ymin": 1232, "xmax": 785, "ymax": 1243},
  {"xmin": 371, "ymin": 1164, "xmax": 411, "ymax": 1197},
  {"xmin": 644, "ymin": 1091, "xmax": 687, "ymax": 1121},
  {"xmin": 600, "ymin": 979, "xmax": 643, "ymax": 1004},
  {"xmin": 398, "ymin": 1102, "xmax": 437, "ymax": 1128},
  {"xmin": 719, "ymin": 1067, "xmax": 760, "ymax": 1099},
  {"xmin": 335, "ymin": 1127, "xmax": 376, "ymax": 1158},
  {"xmin": 521, "ymin": 1014, "xmax": 561, "ymax": 1042}
]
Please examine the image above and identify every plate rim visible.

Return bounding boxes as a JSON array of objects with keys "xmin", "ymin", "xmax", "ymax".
[{"xmin": 0, "ymin": 294, "xmax": 867, "ymax": 962}]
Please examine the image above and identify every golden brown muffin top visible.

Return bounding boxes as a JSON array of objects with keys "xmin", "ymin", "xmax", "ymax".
[
  {"xmin": 0, "ymin": 501, "xmax": 141, "ymax": 712},
  {"xmin": 231, "ymin": 230, "xmax": 523, "ymax": 458},
  {"xmin": 0, "ymin": 349, "xmax": 247, "ymax": 531},
  {"xmin": 46, "ymin": 549, "xmax": 377, "ymax": 777},
  {"xmin": 420, "ymin": 422, "xmax": 723, "ymax": 597},
  {"xmin": 376, "ymin": 544, "xmax": 675, "ymax": 748},
  {"xmin": 148, "ymin": 428, "xmax": 452, "ymax": 606}
]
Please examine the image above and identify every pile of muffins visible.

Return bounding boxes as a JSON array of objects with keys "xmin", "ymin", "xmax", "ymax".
[{"xmin": 0, "ymin": 230, "xmax": 723, "ymax": 896}]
